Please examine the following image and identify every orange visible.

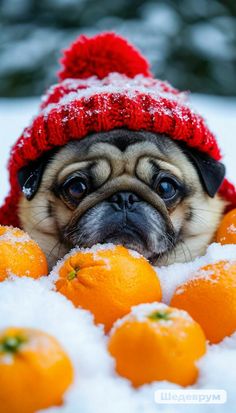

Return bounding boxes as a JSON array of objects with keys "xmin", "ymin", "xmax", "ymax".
[
  {"xmin": 0, "ymin": 225, "xmax": 48, "ymax": 280},
  {"xmin": 54, "ymin": 245, "xmax": 162, "ymax": 332},
  {"xmin": 0, "ymin": 327, "xmax": 73, "ymax": 413},
  {"xmin": 171, "ymin": 260, "xmax": 236, "ymax": 343},
  {"xmin": 108, "ymin": 302, "xmax": 206, "ymax": 387},
  {"xmin": 216, "ymin": 208, "xmax": 236, "ymax": 244}
]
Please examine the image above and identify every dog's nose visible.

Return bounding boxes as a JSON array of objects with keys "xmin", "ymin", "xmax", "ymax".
[{"xmin": 108, "ymin": 191, "xmax": 140, "ymax": 210}]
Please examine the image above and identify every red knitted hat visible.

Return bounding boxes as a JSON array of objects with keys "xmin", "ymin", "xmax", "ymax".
[{"xmin": 1, "ymin": 32, "xmax": 236, "ymax": 227}]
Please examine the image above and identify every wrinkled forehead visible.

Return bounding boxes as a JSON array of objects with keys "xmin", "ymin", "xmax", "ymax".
[
  {"xmin": 48, "ymin": 129, "xmax": 197, "ymax": 184},
  {"xmin": 63, "ymin": 129, "xmax": 184, "ymax": 160}
]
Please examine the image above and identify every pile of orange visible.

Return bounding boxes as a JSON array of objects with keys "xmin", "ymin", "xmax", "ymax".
[
  {"xmin": 1, "ymin": 218, "xmax": 236, "ymax": 393},
  {"xmin": 0, "ymin": 327, "xmax": 73, "ymax": 413}
]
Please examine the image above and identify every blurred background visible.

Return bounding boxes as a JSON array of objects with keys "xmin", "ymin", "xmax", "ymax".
[{"xmin": 0, "ymin": 0, "xmax": 236, "ymax": 97}]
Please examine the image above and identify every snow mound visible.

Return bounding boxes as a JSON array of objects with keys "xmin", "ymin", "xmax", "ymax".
[{"xmin": 0, "ymin": 242, "xmax": 236, "ymax": 412}]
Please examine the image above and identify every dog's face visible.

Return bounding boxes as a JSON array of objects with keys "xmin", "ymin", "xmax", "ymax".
[{"xmin": 18, "ymin": 130, "xmax": 226, "ymax": 268}]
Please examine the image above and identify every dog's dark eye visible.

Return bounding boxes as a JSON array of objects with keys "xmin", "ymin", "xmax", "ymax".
[
  {"xmin": 154, "ymin": 175, "xmax": 181, "ymax": 203},
  {"xmin": 157, "ymin": 179, "xmax": 177, "ymax": 199},
  {"xmin": 61, "ymin": 176, "xmax": 88, "ymax": 205}
]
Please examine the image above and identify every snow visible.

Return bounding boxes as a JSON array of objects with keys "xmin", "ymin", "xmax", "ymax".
[
  {"xmin": 0, "ymin": 95, "xmax": 236, "ymax": 412},
  {"xmin": 227, "ymin": 224, "xmax": 236, "ymax": 234},
  {"xmin": 41, "ymin": 74, "xmax": 185, "ymax": 118}
]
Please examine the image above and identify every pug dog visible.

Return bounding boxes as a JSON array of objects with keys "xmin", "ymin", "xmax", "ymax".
[{"xmin": 18, "ymin": 129, "xmax": 226, "ymax": 269}]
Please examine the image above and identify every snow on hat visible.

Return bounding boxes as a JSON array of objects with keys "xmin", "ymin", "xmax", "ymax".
[{"xmin": 0, "ymin": 32, "xmax": 235, "ymax": 227}]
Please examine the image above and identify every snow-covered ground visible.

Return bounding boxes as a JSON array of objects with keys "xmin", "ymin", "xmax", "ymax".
[{"xmin": 0, "ymin": 96, "xmax": 236, "ymax": 413}]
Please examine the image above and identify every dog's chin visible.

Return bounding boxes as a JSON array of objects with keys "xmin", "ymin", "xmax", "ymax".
[
  {"xmin": 101, "ymin": 230, "xmax": 160, "ymax": 264},
  {"xmin": 62, "ymin": 204, "xmax": 173, "ymax": 264}
]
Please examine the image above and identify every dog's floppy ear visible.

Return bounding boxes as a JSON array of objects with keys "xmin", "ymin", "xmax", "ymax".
[
  {"xmin": 181, "ymin": 146, "xmax": 226, "ymax": 197},
  {"xmin": 18, "ymin": 150, "xmax": 57, "ymax": 200}
]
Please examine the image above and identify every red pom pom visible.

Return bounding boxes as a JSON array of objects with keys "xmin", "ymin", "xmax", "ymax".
[{"xmin": 58, "ymin": 32, "xmax": 152, "ymax": 81}]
